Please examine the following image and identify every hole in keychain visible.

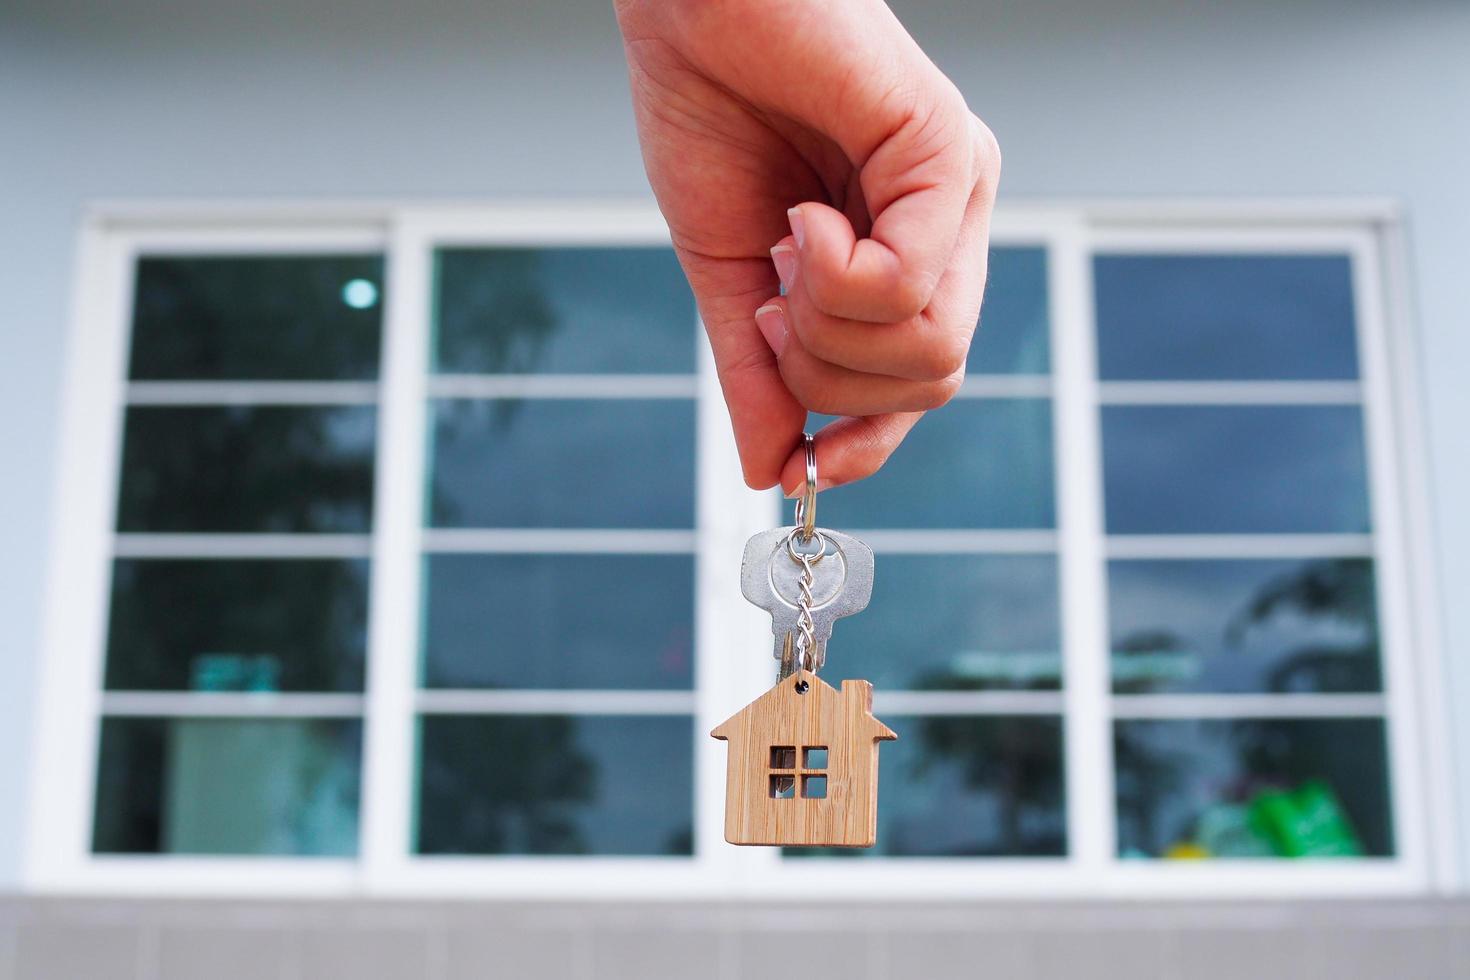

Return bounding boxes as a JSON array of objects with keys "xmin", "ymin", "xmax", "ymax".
[{"xmin": 785, "ymin": 528, "xmax": 829, "ymax": 563}]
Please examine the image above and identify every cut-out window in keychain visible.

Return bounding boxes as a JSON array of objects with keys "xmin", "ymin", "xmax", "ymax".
[{"xmin": 712, "ymin": 434, "xmax": 896, "ymax": 847}]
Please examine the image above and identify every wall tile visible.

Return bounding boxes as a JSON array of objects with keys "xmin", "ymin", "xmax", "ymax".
[
  {"xmin": 1, "ymin": 925, "xmax": 17, "ymax": 980},
  {"xmin": 1315, "ymin": 925, "xmax": 1451, "ymax": 980},
  {"xmin": 156, "ymin": 926, "xmax": 290, "ymax": 980},
  {"xmin": 1448, "ymin": 915, "xmax": 1470, "ymax": 980},
  {"xmin": 879, "ymin": 930, "xmax": 1029, "ymax": 978},
  {"xmin": 1166, "ymin": 928, "xmax": 1319, "ymax": 980},
  {"xmin": 1031, "ymin": 928, "xmax": 1169, "ymax": 980},
  {"xmin": 15, "ymin": 924, "xmax": 138, "ymax": 980},
  {"xmin": 732, "ymin": 930, "xmax": 869, "ymax": 980},
  {"xmin": 590, "ymin": 929, "xmax": 724, "ymax": 980},
  {"xmin": 445, "ymin": 927, "xmax": 584, "ymax": 980},
  {"xmin": 300, "ymin": 928, "xmax": 430, "ymax": 978}
]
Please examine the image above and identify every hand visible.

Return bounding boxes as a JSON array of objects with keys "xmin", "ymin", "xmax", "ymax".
[{"xmin": 615, "ymin": 0, "xmax": 999, "ymax": 494}]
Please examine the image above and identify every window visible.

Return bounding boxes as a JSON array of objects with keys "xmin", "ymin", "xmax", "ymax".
[
  {"xmin": 769, "ymin": 745, "xmax": 826, "ymax": 800},
  {"xmin": 29, "ymin": 204, "xmax": 1447, "ymax": 896},
  {"xmin": 415, "ymin": 245, "xmax": 696, "ymax": 857},
  {"xmin": 97, "ymin": 252, "xmax": 383, "ymax": 857}
]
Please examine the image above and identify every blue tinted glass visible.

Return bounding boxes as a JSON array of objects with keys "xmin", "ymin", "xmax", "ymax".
[
  {"xmin": 1101, "ymin": 406, "xmax": 1370, "ymax": 534},
  {"xmin": 1114, "ymin": 719, "xmax": 1392, "ymax": 858},
  {"xmin": 106, "ymin": 559, "xmax": 370, "ymax": 693},
  {"xmin": 129, "ymin": 255, "xmax": 385, "ymax": 381},
  {"xmin": 434, "ymin": 248, "xmax": 696, "ymax": 374},
  {"xmin": 423, "ymin": 555, "xmax": 693, "ymax": 690},
  {"xmin": 93, "ymin": 717, "xmax": 361, "ymax": 855},
  {"xmin": 971, "ymin": 247, "xmax": 1049, "ymax": 374},
  {"xmin": 798, "ymin": 400, "xmax": 1054, "ymax": 529},
  {"xmin": 1094, "ymin": 254, "xmax": 1359, "ymax": 380},
  {"xmin": 788, "ymin": 715, "xmax": 1065, "ymax": 858},
  {"xmin": 116, "ymin": 406, "xmax": 377, "ymax": 533},
  {"xmin": 416, "ymin": 714, "xmax": 693, "ymax": 855},
  {"xmin": 1109, "ymin": 559, "xmax": 1381, "ymax": 694},
  {"xmin": 429, "ymin": 399, "xmax": 694, "ymax": 528},
  {"xmin": 822, "ymin": 555, "xmax": 1060, "ymax": 691}
]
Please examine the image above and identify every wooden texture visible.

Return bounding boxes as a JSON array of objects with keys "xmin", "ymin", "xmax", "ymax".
[{"xmin": 711, "ymin": 672, "xmax": 896, "ymax": 847}]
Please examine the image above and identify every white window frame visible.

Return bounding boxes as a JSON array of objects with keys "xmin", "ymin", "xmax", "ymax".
[{"xmin": 25, "ymin": 199, "xmax": 1457, "ymax": 899}]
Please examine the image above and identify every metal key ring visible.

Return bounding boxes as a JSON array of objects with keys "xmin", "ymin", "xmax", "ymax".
[
  {"xmin": 793, "ymin": 432, "xmax": 817, "ymax": 542},
  {"xmin": 784, "ymin": 525, "xmax": 830, "ymax": 566}
]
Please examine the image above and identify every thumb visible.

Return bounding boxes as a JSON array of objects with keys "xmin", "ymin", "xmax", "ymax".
[{"xmin": 790, "ymin": 105, "xmax": 991, "ymax": 325}]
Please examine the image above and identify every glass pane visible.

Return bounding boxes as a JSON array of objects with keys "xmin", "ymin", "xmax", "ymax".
[
  {"xmin": 93, "ymin": 717, "xmax": 361, "ymax": 855},
  {"xmin": 1094, "ymin": 254, "xmax": 1359, "ymax": 381},
  {"xmin": 129, "ymin": 255, "xmax": 385, "ymax": 381},
  {"xmin": 105, "ymin": 559, "xmax": 369, "ymax": 692},
  {"xmin": 821, "ymin": 555, "xmax": 1060, "ymax": 691},
  {"xmin": 422, "ymin": 555, "xmax": 693, "ymax": 690},
  {"xmin": 416, "ymin": 714, "xmax": 693, "ymax": 856},
  {"xmin": 971, "ymin": 246, "xmax": 1049, "ymax": 375},
  {"xmin": 429, "ymin": 399, "xmax": 694, "ymax": 528},
  {"xmin": 116, "ymin": 406, "xmax": 377, "ymax": 533},
  {"xmin": 434, "ymin": 248, "xmax": 696, "ymax": 374},
  {"xmin": 1114, "ymin": 718, "xmax": 1392, "ymax": 859},
  {"xmin": 1101, "ymin": 406, "xmax": 1370, "ymax": 534},
  {"xmin": 796, "ymin": 400, "xmax": 1054, "ymax": 529},
  {"xmin": 1109, "ymin": 559, "xmax": 1381, "ymax": 694},
  {"xmin": 788, "ymin": 715, "xmax": 1065, "ymax": 858}
]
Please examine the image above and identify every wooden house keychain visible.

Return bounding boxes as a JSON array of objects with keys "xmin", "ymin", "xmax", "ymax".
[{"xmin": 712, "ymin": 434, "xmax": 896, "ymax": 847}]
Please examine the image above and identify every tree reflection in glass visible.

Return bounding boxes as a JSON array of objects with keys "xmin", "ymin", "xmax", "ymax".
[
  {"xmin": 817, "ymin": 555, "xmax": 1061, "ymax": 692},
  {"xmin": 434, "ymin": 248, "xmax": 696, "ymax": 375},
  {"xmin": 105, "ymin": 559, "xmax": 370, "ymax": 692},
  {"xmin": 417, "ymin": 715, "xmax": 693, "ymax": 856},
  {"xmin": 116, "ymin": 405, "xmax": 377, "ymax": 533},
  {"xmin": 129, "ymin": 255, "xmax": 385, "ymax": 381},
  {"xmin": 1114, "ymin": 718, "xmax": 1392, "ymax": 859},
  {"xmin": 428, "ymin": 399, "xmax": 694, "ymax": 529},
  {"xmin": 1109, "ymin": 558, "xmax": 1380, "ymax": 694},
  {"xmin": 787, "ymin": 715, "xmax": 1065, "ymax": 859}
]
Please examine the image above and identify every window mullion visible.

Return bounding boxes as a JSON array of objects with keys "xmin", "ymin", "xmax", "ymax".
[
  {"xmin": 1348, "ymin": 230, "xmax": 1436, "ymax": 885},
  {"xmin": 26, "ymin": 225, "xmax": 134, "ymax": 886},
  {"xmin": 693, "ymin": 320, "xmax": 782, "ymax": 881},
  {"xmin": 358, "ymin": 217, "xmax": 433, "ymax": 889},
  {"xmin": 1051, "ymin": 216, "xmax": 1116, "ymax": 879}
]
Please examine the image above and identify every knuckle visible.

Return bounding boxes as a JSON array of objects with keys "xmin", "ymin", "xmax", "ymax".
[
  {"xmin": 889, "ymin": 274, "xmax": 935, "ymax": 321},
  {"xmin": 839, "ymin": 417, "xmax": 889, "ymax": 480},
  {"xmin": 716, "ymin": 342, "xmax": 775, "ymax": 387},
  {"xmin": 914, "ymin": 332, "xmax": 970, "ymax": 382},
  {"xmin": 778, "ymin": 358, "xmax": 842, "ymax": 416},
  {"xmin": 786, "ymin": 308, "xmax": 840, "ymax": 365},
  {"xmin": 802, "ymin": 267, "xmax": 848, "ymax": 316},
  {"xmin": 919, "ymin": 371, "xmax": 966, "ymax": 410},
  {"xmin": 971, "ymin": 115, "xmax": 1002, "ymax": 179}
]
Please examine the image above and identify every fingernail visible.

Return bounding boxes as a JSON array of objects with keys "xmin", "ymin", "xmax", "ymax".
[
  {"xmin": 786, "ymin": 207, "xmax": 806, "ymax": 249},
  {"xmin": 755, "ymin": 304, "xmax": 787, "ymax": 356},
  {"xmin": 770, "ymin": 245, "xmax": 796, "ymax": 293},
  {"xmin": 783, "ymin": 478, "xmax": 832, "ymax": 499}
]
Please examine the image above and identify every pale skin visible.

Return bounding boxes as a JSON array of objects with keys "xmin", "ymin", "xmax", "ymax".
[{"xmin": 614, "ymin": 0, "xmax": 1000, "ymax": 495}]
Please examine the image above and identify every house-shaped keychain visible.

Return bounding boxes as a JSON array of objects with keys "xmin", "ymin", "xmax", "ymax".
[{"xmin": 711, "ymin": 671, "xmax": 897, "ymax": 847}]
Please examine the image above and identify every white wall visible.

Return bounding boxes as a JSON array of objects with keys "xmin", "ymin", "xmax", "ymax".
[{"xmin": 2, "ymin": 0, "xmax": 1467, "ymax": 888}]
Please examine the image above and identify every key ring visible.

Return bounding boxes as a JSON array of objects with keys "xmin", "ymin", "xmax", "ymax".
[{"xmin": 793, "ymin": 432, "xmax": 817, "ymax": 543}]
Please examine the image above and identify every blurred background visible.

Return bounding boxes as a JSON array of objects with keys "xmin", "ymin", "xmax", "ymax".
[{"xmin": 3, "ymin": 0, "xmax": 1469, "ymax": 977}]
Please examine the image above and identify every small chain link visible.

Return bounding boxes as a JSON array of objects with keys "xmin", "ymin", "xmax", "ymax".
[
  {"xmin": 781, "ymin": 430, "xmax": 824, "ymax": 681},
  {"xmin": 781, "ymin": 527, "xmax": 828, "ymax": 677},
  {"xmin": 793, "ymin": 544, "xmax": 819, "ymax": 670}
]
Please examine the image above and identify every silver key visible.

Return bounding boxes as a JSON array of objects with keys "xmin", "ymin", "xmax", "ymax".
[{"xmin": 740, "ymin": 526, "xmax": 875, "ymax": 671}]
